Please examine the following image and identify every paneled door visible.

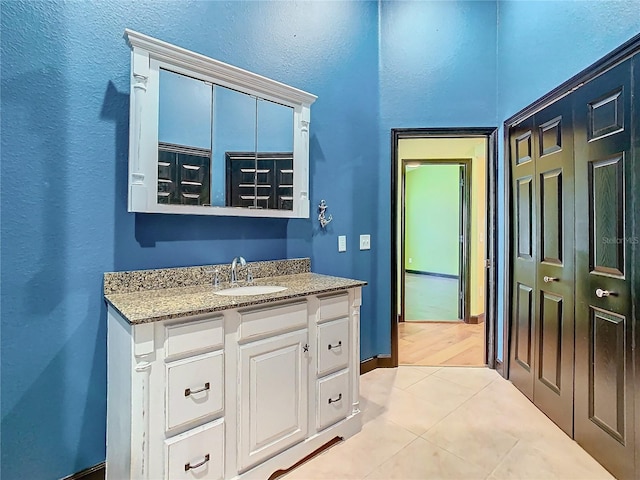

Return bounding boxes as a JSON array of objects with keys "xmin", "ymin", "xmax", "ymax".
[
  {"xmin": 531, "ymin": 99, "xmax": 575, "ymax": 436},
  {"xmin": 509, "ymin": 116, "xmax": 537, "ymax": 401},
  {"xmin": 572, "ymin": 56, "xmax": 636, "ymax": 480},
  {"xmin": 509, "ymin": 97, "xmax": 575, "ymax": 436}
]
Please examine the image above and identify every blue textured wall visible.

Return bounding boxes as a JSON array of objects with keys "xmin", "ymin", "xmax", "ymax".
[
  {"xmin": 3, "ymin": 0, "xmax": 639, "ymax": 477},
  {"xmin": 0, "ymin": 1, "xmax": 378, "ymax": 478},
  {"xmin": 494, "ymin": 0, "xmax": 640, "ymax": 360},
  {"xmin": 377, "ymin": 0, "xmax": 498, "ymax": 355},
  {"xmin": 497, "ymin": 0, "xmax": 640, "ymax": 121}
]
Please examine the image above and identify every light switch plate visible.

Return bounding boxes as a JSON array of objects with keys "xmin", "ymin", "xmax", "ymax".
[
  {"xmin": 338, "ymin": 235, "xmax": 347, "ymax": 252},
  {"xmin": 360, "ymin": 234, "xmax": 371, "ymax": 250}
]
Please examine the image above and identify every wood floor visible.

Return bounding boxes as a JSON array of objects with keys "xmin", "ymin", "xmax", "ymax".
[{"xmin": 398, "ymin": 321, "xmax": 485, "ymax": 366}]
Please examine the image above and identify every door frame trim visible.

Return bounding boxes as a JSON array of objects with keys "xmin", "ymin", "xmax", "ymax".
[
  {"xmin": 400, "ymin": 158, "xmax": 472, "ymax": 324},
  {"xmin": 390, "ymin": 128, "xmax": 499, "ymax": 368}
]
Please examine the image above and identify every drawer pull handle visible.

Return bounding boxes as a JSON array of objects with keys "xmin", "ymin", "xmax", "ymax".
[
  {"xmin": 328, "ymin": 341, "xmax": 342, "ymax": 350},
  {"xmin": 184, "ymin": 454, "xmax": 210, "ymax": 471},
  {"xmin": 328, "ymin": 393, "xmax": 342, "ymax": 404},
  {"xmin": 185, "ymin": 382, "xmax": 210, "ymax": 397}
]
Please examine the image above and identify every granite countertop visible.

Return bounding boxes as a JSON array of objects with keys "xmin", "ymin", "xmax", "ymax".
[{"xmin": 105, "ymin": 272, "xmax": 366, "ymax": 325}]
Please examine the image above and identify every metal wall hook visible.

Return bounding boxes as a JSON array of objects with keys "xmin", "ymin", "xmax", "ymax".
[{"xmin": 318, "ymin": 199, "xmax": 333, "ymax": 228}]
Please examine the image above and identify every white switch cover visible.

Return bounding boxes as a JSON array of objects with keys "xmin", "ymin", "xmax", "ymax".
[
  {"xmin": 359, "ymin": 234, "xmax": 371, "ymax": 250},
  {"xmin": 338, "ymin": 235, "xmax": 347, "ymax": 252}
]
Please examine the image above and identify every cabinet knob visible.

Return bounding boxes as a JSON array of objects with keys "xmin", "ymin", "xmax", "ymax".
[
  {"xmin": 185, "ymin": 454, "xmax": 210, "ymax": 471},
  {"xmin": 543, "ymin": 276, "xmax": 558, "ymax": 283}
]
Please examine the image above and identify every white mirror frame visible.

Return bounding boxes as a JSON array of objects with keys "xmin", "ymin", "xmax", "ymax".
[{"xmin": 124, "ymin": 29, "xmax": 317, "ymax": 218}]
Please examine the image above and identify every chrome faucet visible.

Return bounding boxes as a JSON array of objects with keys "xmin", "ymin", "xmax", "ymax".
[{"xmin": 230, "ymin": 256, "xmax": 246, "ymax": 285}]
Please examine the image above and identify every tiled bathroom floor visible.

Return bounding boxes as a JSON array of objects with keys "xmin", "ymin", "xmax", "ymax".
[{"xmin": 281, "ymin": 366, "xmax": 613, "ymax": 480}]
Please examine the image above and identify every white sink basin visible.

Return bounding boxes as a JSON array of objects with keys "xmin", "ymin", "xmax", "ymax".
[{"xmin": 213, "ymin": 285, "xmax": 288, "ymax": 296}]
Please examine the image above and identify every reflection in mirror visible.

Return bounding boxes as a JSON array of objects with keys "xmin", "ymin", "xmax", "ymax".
[
  {"xmin": 225, "ymin": 99, "xmax": 295, "ymax": 210},
  {"xmin": 257, "ymin": 99, "xmax": 294, "ymax": 210},
  {"xmin": 158, "ymin": 69, "xmax": 212, "ymax": 205},
  {"xmin": 213, "ymin": 85, "xmax": 256, "ymax": 207}
]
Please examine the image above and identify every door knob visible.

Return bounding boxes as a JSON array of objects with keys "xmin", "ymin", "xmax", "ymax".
[
  {"xmin": 595, "ymin": 288, "xmax": 613, "ymax": 298},
  {"xmin": 543, "ymin": 276, "xmax": 558, "ymax": 283}
]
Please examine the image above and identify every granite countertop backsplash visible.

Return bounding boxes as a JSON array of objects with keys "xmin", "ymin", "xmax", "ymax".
[{"xmin": 104, "ymin": 258, "xmax": 366, "ymax": 325}]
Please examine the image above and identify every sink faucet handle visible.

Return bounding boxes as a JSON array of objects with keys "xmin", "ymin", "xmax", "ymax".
[{"xmin": 205, "ymin": 268, "xmax": 221, "ymax": 287}]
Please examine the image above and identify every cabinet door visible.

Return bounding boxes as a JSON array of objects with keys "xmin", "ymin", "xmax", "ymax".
[{"xmin": 238, "ymin": 329, "xmax": 308, "ymax": 471}]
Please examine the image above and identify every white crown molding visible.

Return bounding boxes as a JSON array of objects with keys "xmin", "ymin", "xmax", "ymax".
[{"xmin": 124, "ymin": 29, "xmax": 317, "ymax": 107}]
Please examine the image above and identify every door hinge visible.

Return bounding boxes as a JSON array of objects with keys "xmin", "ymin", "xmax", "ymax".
[
  {"xmin": 485, "ymin": 259, "xmax": 491, "ymax": 268},
  {"xmin": 460, "ymin": 235, "xmax": 464, "ymax": 243},
  {"xmin": 460, "ymin": 179, "xmax": 464, "ymax": 187}
]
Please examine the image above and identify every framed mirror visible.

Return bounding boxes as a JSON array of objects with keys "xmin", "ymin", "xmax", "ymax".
[{"xmin": 124, "ymin": 29, "xmax": 316, "ymax": 218}]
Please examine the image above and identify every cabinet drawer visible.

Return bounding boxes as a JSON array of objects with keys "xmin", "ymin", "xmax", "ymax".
[
  {"xmin": 166, "ymin": 350, "xmax": 224, "ymax": 431},
  {"xmin": 239, "ymin": 301, "xmax": 307, "ymax": 341},
  {"xmin": 165, "ymin": 419, "xmax": 224, "ymax": 480},
  {"xmin": 317, "ymin": 317, "xmax": 349, "ymax": 376},
  {"xmin": 165, "ymin": 316, "xmax": 223, "ymax": 359},
  {"xmin": 317, "ymin": 370, "xmax": 350, "ymax": 430},
  {"xmin": 318, "ymin": 293, "xmax": 349, "ymax": 323}
]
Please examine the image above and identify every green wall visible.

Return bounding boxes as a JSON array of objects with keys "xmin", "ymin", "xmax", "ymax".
[{"xmin": 405, "ymin": 164, "xmax": 460, "ymax": 276}]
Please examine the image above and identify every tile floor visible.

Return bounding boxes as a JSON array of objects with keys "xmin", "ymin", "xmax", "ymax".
[
  {"xmin": 282, "ymin": 367, "xmax": 613, "ymax": 480},
  {"xmin": 405, "ymin": 274, "xmax": 460, "ymax": 321}
]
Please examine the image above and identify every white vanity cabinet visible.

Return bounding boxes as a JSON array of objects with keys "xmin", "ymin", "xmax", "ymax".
[{"xmin": 106, "ymin": 287, "xmax": 362, "ymax": 480}]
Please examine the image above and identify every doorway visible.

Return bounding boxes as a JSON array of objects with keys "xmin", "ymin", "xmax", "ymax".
[
  {"xmin": 403, "ymin": 160, "xmax": 470, "ymax": 323},
  {"xmin": 391, "ymin": 129, "xmax": 499, "ymax": 368}
]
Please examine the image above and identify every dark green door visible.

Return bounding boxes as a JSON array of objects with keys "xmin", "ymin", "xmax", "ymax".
[
  {"xmin": 572, "ymin": 56, "xmax": 636, "ymax": 480},
  {"xmin": 531, "ymin": 98, "xmax": 575, "ymax": 436},
  {"xmin": 509, "ymin": 97, "xmax": 575, "ymax": 436},
  {"xmin": 509, "ymin": 116, "xmax": 537, "ymax": 401}
]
